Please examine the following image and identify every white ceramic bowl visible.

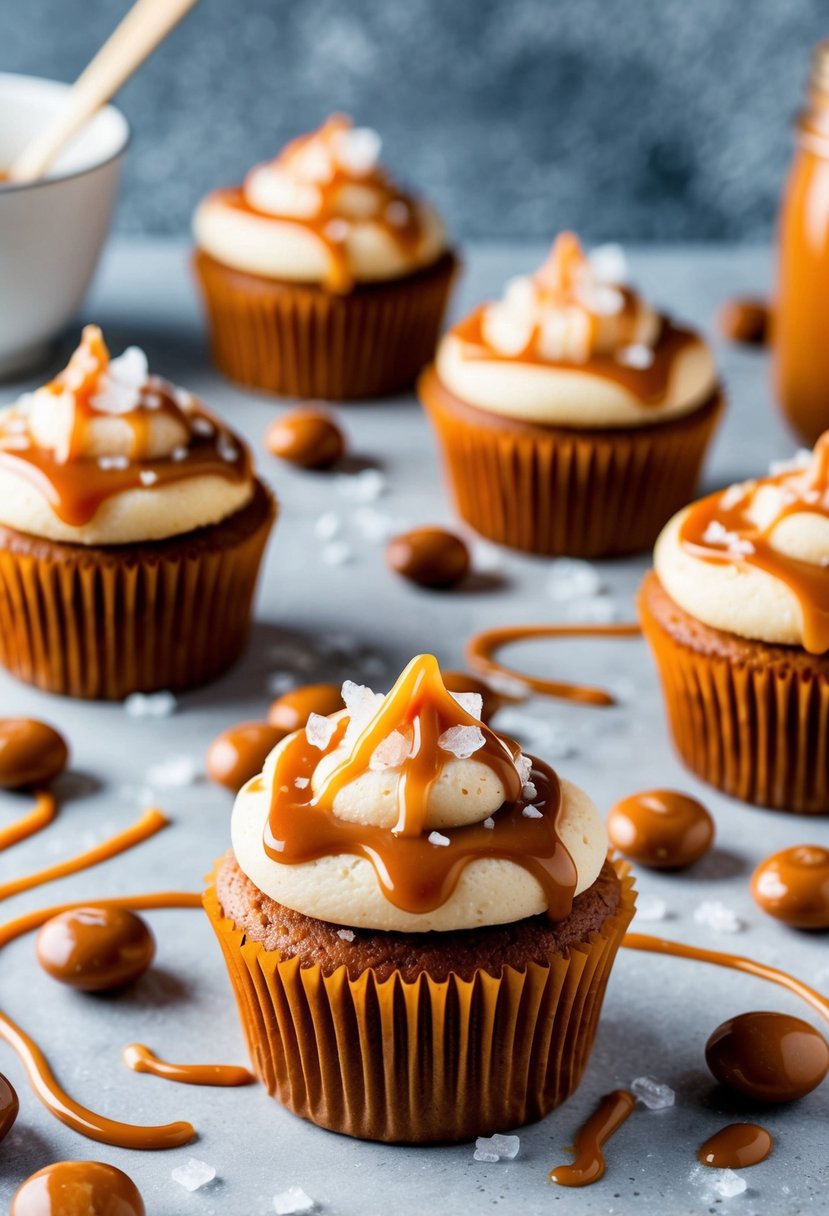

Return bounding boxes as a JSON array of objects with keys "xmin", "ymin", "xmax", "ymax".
[{"xmin": 0, "ymin": 73, "xmax": 130, "ymax": 378}]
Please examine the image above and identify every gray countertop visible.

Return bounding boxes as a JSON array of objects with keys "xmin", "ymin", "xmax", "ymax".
[{"xmin": 0, "ymin": 242, "xmax": 826, "ymax": 1216}]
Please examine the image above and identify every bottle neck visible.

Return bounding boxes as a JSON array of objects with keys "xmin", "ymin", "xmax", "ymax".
[{"xmin": 797, "ymin": 43, "xmax": 829, "ymax": 148}]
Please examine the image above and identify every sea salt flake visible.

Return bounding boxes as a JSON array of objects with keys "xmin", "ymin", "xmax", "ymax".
[
  {"xmin": 515, "ymin": 754, "xmax": 533, "ymax": 785},
  {"xmin": 123, "ymin": 690, "xmax": 177, "ymax": 718},
  {"xmin": 314, "ymin": 512, "xmax": 341, "ymax": 541},
  {"xmin": 351, "ymin": 506, "xmax": 400, "ymax": 542},
  {"xmin": 522, "ymin": 805, "xmax": 543, "ymax": 819},
  {"xmin": 174, "ymin": 387, "xmax": 195, "ymax": 410},
  {"xmin": 712, "ymin": 1169, "xmax": 747, "ymax": 1198},
  {"xmin": 369, "ymin": 729, "xmax": 411, "ymax": 771},
  {"xmin": 273, "ymin": 1185, "xmax": 317, "ymax": 1215},
  {"xmin": 522, "ymin": 781, "xmax": 538, "ymax": 801},
  {"xmin": 474, "ymin": 1133, "xmax": 520, "ymax": 1162},
  {"xmin": 171, "ymin": 445, "xmax": 189, "ymax": 462},
  {"xmin": 171, "ymin": 1158, "xmax": 216, "ymax": 1192},
  {"xmin": 97, "ymin": 454, "xmax": 129, "ymax": 470},
  {"xmin": 428, "ymin": 831, "xmax": 450, "ymax": 847},
  {"xmin": 146, "ymin": 755, "xmax": 199, "ymax": 787},
  {"xmin": 218, "ymin": 435, "xmax": 239, "ymax": 463},
  {"xmin": 438, "ymin": 725, "xmax": 486, "ymax": 759},
  {"xmin": 473, "ymin": 1148, "xmax": 500, "ymax": 1162},
  {"xmin": 337, "ymin": 928, "xmax": 355, "ymax": 942},
  {"xmin": 139, "ymin": 470, "xmax": 158, "ymax": 486},
  {"xmin": 616, "ymin": 343, "xmax": 655, "ymax": 369},
  {"xmin": 449, "ymin": 690, "xmax": 484, "ymax": 720},
  {"xmin": 143, "ymin": 391, "xmax": 162, "ymax": 409},
  {"xmin": 337, "ymin": 468, "xmax": 385, "ymax": 503},
  {"xmin": 92, "ymin": 347, "xmax": 148, "ymax": 414},
  {"xmin": 546, "ymin": 558, "xmax": 604, "ymax": 602},
  {"xmin": 631, "ymin": 1075, "xmax": 675, "ymax": 1110},
  {"xmin": 306, "ymin": 713, "xmax": 337, "ymax": 750},
  {"xmin": 482, "ymin": 817, "xmax": 495, "ymax": 829},
  {"xmin": 295, "ymin": 776, "xmax": 310, "ymax": 789},
  {"xmin": 719, "ymin": 482, "xmax": 751, "ymax": 510},
  {"xmin": 693, "ymin": 900, "xmax": 744, "ymax": 933},
  {"xmin": 192, "ymin": 416, "xmax": 214, "ymax": 436},
  {"xmin": 321, "ymin": 540, "xmax": 353, "ymax": 566},
  {"xmin": 636, "ymin": 894, "xmax": 669, "ymax": 922}
]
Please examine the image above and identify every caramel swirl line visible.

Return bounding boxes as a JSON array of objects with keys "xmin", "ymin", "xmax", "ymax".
[
  {"xmin": 0, "ymin": 791, "xmax": 57, "ymax": 851},
  {"xmin": 0, "ymin": 892, "xmax": 201, "ymax": 1149},
  {"xmin": 123, "ymin": 1043, "xmax": 254, "ymax": 1087},
  {"xmin": 0, "ymin": 808, "xmax": 168, "ymax": 903},
  {"xmin": 466, "ymin": 623, "xmax": 642, "ymax": 705},
  {"xmin": 548, "ymin": 1089, "xmax": 636, "ymax": 1187}
]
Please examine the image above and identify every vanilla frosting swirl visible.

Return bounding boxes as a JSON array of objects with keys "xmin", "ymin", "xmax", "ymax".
[
  {"xmin": 436, "ymin": 233, "xmax": 717, "ymax": 427},
  {"xmin": 0, "ymin": 326, "xmax": 254, "ymax": 545},
  {"xmin": 193, "ymin": 115, "xmax": 448, "ymax": 292},
  {"xmin": 655, "ymin": 435, "xmax": 829, "ymax": 652}
]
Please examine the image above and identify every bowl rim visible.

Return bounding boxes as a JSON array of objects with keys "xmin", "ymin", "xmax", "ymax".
[{"xmin": 0, "ymin": 71, "xmax": 131, "ymax": 195}]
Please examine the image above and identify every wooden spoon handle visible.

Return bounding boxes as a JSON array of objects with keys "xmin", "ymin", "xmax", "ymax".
[{"xmin": 10, "ymin": 0, "xmax": 199, "ymax": 182}]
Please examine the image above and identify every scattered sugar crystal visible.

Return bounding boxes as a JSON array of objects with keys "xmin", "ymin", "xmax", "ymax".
[
  {"xmin": 139, "ymin": 470, "xmax": 158, "ymax": 486},
  {"xmin": 702, "ymin": 520, "xmax": 755, "ymax": 556},
  {"xmin": 369, "ymin": 730, "xmax": 412, "ymax": 771},
  {"xmin": 295, "ymin": 776, "xmax": 309, "ymax": 789},
  {"xmin": 351, "ymin": 506, "xmax": 401, "ymax": 542},
  {"xmin": 428, "ymin": 831, "xmax": 451, "ymax": 847},
  {"xmin": 712, "ymin": 1169, "xmax": 747, "ymax": 1198},
  {"xmin": 342, "ymin": 680, "xmax": 385, "ymax": 742},
  {"xmin": 719, "ymin": 482, "xmax": 751, "ymax": 510},
  {"xmin": 588, "ymin": 243, "xmax": 628, "ymax": 284},
  {"xmin": 143, "ymin": 391, "xmax": 162, "ymax": 409},
  {"xmin": 693, "ymin": 900, "xmax": 744, "ymax": 933},
  {"xmin": 546, "ymin": 559, "xmax": 604, "ymax": 602},
  {"xmin": 314, "ymin": 512, "xmax": 341, "ymax": 541},
  {"xmin": 334, "ymin": 125, "xmax": 382, "ymax": 175},
  {"xmin": 171, "ymin": 1158, "xmax": 216, "ymax": 1192},
  {"xmin": 636, "ymin": 894, "xmax": 669, "ymax": 922},
  {"xmin": 124, "ymin": 690, "xmax": 177, "ymax": 718},
  {"xmin": 306, "ymin": 713, "xmax": 337, "ymax": 750},
  {"xmin": 522, "ymin": 781, "xmax": 538, "ymax": 801},
  {"xmin": 192, "ymin": 416, "xmax": 214, "ymax": 436},
  {"xmin": 146, "ymin": 756, "xmax": 199, "ymax": 786},
  {"xmin": 515, "ymin": 754, "xmax": 533, "ymax": 785},
  {"xmin": 474, "ymin": 1134, "xmax": 520, "ymax": 1162},
  {"xmin": 93, "ymin": 347, "xmax": 148, "ymax": 413},
  {"xmin": 438, "ymin": 725, "xmax": 486, "ymax": 759},
  {"xmin": 616, "ymin": 343, "xmax": 655, "ymax": 369},
  {"xmin": 449, "ymin": 690, "xmax": 484, "ymax": 720},
  {"xmin": 97, "ymin": 454, "xmax": 129, "ymax": 470},
  {"xmin": 337, "ymin": 928, "xmax": 355, "ymax": 942},
  {"xmin": 273, "ymin": 1186, "xmax": 317, "ymax": 1215},
  {"xmin": 631, "ymin": 1076, "xmax": 675, "ymax": 1110},
  {"xmin": 522, "ymin": 805, "xmax": 543, "ymax": 819},
  {"xmin": 321, "ymin": 540, "xmax": 353, "ymax": 566},
  {"xmin": 171, "ymin": 445, "xmax": 188, "ymax": 462},
  {"xmin": 482, "ymin": 817, "xmax": 495, "ymax": 829},
  {"xmin": 769, "ymin": 449, "xmax": 811, "ymax": 476},
  {"xmin": 337, "ymin": 469, "xmax": 385, "ymax": 503}
]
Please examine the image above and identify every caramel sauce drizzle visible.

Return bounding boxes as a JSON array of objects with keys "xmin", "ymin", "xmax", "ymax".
[
  {"xmin": 0, "ymin": 891, "xmax": 201, "ymax": 1148},
  {"xmin": 227, "ymin": 115, "xmax": 427, "ymax": 293},
  {"xmin": 466, "ymin": 622, "xmax": 641, "ymax": 705},
  {"xmin": 265, "ymin": 654, "xmax": 577, "ymax": 919},
  {"xmin": 0, "ymin": 808, "xmax": 167, "ymax": 903},
  {"xmin": 679, "ymin": 442, "xmax": 829, "ymax": 654},
  {"xmin": 548, "ymin": 1089, "xmax": 636, "ymax": 1187},
  {"xmin": 0, "ymin": 791, "xmax": 56, "ymax": 851},
  {"xmin": 123, "ymin": 1042, "xmax": 254, "ymax": 1087}
]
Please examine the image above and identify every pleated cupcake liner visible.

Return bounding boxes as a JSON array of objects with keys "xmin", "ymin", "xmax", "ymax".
[
  {"xmin": 193, "ymin": 250, "xmax": 458, "ymax": 401},
  {"xmin": 203, "ymin": 860, "xmax": 636, "ymax": 1144},
  {"xmin": 640, "ymin": 571, "xmax": 829, "ymax": 813},
  {"xmin": 0, "ymin": 482, "xmax": 275, "ymax": 700},
  {"xmin": 419, "ymin": 367, "xmax": 724, "ymax": 557}
]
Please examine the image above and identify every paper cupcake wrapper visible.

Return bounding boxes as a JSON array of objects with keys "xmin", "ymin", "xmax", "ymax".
[
  {"xmin": 0, "ymin": 482, "xmax": 275, "ymax": 700},
  {"xmin": 204, "ymin": 861, "xmax": 636, "ymax": 1144},
  {"xmin": 194, "ymin": 251, "xmax": 458, "ymax": 401},
  {"xmin": 419, "ymin": 367, "xmax": 724, "ymax": 557},
  {"xmin": 640, "ymin": 572, "xmax": 829, "ymax": 813}
]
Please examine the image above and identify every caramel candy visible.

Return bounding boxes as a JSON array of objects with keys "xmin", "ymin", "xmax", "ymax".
[
  {"xmin": 606, "ymin": 789, "xmax": 714, "ymax": 870},
  {"xmin": 11, "ymin": 1161, "xmax": 145, "ymax": 1216},
  {"xmin": 751, "ymin": 845, "xmax": 829, "ymax": 929},
  {"xmin": 0, "ymin": 1072, "xmax": 18, "ymax": 1144},
  {"xmin": 718, "ymin": 297, "xmax": 770, "ymax": 346},
  {"xmin": 264, "ymin": 407, "xmax": 345, "ymax": 469},
  {"xmin": 36, "ymin": 907, "xmax": 155, "ymax": 992},
  {"xmin": 706, "ymin": 1011, "xmax": 829, "ymax": 1102},
  {"xmin": 207, "ymin": 722, "xmax": 285, "ymax": 791},
  {"xmin": 268, "ymin": 683, "xmax": 343, "ymax": 733},
  {"xmin": 698, "ymin": 1122, "xmax": 773, "ymax": 1169},
  {"xmin": 0, "ymin": 719, "xmax": 68, "ymax": 789},
  {"xmin": 386, "ymin": 527, "xmax": 470, "ymax": 589},
  {"xmin": 442, "ymin": 671, "xmax": 501, "ymax": 724}
]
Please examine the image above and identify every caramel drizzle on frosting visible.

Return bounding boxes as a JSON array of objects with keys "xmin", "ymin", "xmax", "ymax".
[
  {"xmin": 123, "ymin": 1043, "xmax": 254, "ymax": 1087},
  {"xmin": 679, "ymin": 437, "xmax": 829, "ymax": 654},
  {"xmin": 0, "ymin": 327, "xmax": 250, "ymax": 527},
  {"xmin": 265, "ymin": 654, "xmax": 577, "ymax": 919},
  {"xmin": 228, "ymin": 115, "xmax": 427, "ymax": 293}
]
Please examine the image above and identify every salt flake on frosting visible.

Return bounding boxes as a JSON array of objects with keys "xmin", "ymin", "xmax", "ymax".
[
  {"xmin": 306, "ymin": 713, "xmax": 337, "ymax": 750},
  {"xmin": 428, "ymin": 830, "xmax": 451, "ymax": 847},
  {"xmin": 437, "ymin": 724, "xmax": 486, "ymax": 759},
  {"xmin": 369, "ymin": 729, "xmax": 412, "ymax": 771},
  {"xmin": 449, "ymin": 690, "xmax": 484, "ymax": 719},
  {"xmin": 522, "ymin": 805, "xmax": 543, "ymax": 819},
  {"xmin": 91, "ymin": 346, "xmax": 148, "ymax": 415},
  {"xmin": 616, "ymin": 343, "xmax": 655, "ymax": 369}
]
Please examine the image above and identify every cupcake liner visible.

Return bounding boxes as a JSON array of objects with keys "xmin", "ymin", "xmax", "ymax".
[
  {"xmin": 193, "ymin": 251, "xmax": 458, "ymax": 401},
  {"xmin": 640, "ymin": 571, "xmax": 829, "ymax": 813},
  {"xmin": 203, "ymin": 860, "xmax": 635, "ymax": 1144},
  {"xmin": 0, "ymin": 481, "xmax": 275, "ymax": 700},
  {"xmin": 419, "ymin": 367, "xmax": 724, "ymax": 557}
]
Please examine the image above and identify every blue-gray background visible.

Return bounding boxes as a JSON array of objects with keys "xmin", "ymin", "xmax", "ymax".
[{"xmin": 2, "ymin": 0, "xmax": 827, "ymax": 241}]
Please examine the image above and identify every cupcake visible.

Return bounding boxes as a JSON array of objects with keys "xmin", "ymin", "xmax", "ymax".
[
  {"xmin": 419, "ymin": 233, "xmax": 723, "ymax": 556},
  {"xmin": 193, "ymin": 115, "xmax": 457, "ymax": 400},
  {"xmin": 204, "ymin": 653, "xmax": 635, "ymax": 1143},
  {"xmin": 641, "ymin": 435, "xmax": 829, "ymax": 813},
  {"xmin": 0, "ymin": 325, "xmax": 275, "ymax": 699}
]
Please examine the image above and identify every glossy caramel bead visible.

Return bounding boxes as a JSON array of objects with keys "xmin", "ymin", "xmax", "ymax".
[
  {"xmin": 0, "ymin": 718, "xmax": 68, "ymax": 789},
  {"xmin": 718, "ymin": 297, "xmax": 770, "ymax": 346},
  {"xmin": 11, "ymin": 1161, "xmax": 145, "ymax": 1216},
  {"xmin": 268, "ymin": 683, "xmax": 344, "ymax": 733},
  {"xmin": 706, "ymin": 1011, "xmax": 829, "ymax": 1103},
  {"xmin": 0, "ymin": 1073, "xmax": 18, "ymax": 1144},
  {"xmin": 386, "ymin": 527, "xmax": 470, "ymax": 589},
  {"xmin": 207, "ymin": 722, "xmax": 285, "ymax": 791},
  {"xmin": 36, "ymin": 907, "xmax": 155, "ymax": 992},
  {"xmin": 606, "ymin": 789, "xmax": 714, "ymax": 869},
  {"xmin": 751, "ymin": 845, "xmax": 829, "ymax": 929},
  {"xmin": 264, "ymin": 407, "xmax": 345, "ymax": 469}
]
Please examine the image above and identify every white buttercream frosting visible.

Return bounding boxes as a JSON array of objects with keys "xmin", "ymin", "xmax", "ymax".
[{"xmin": 435, "ymin": 233, "xmax": 717, "ymax": 428}]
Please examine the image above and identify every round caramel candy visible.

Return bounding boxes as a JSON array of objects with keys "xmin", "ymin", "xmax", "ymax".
[
  {"xmin": 0, "ymin": 1072, "xmax": 18, "ymax": 1144},
  {"xmin": 206, "ymin": 721, "xmax": 285, "ymax": 791},
  {"xmin": 36, "ymin": 907, "xmax": 155, "ymax": 992},
  {"xmin": 606, "ymin": 789, "xmax": 714, "ymax": 870},
  {"xmin": 386, "ymin": 527, "xmax": 470, "ymax": 589},
  {"xmin": 751, "ymin": 845, "xmax": 829, "ymax": 929},
  {"xmin": 11, "ymin": 1161, "xmax": 145, "ymax": 1216},
  {"xmin": 718, "ymin": 297, "xmax": 770, "ymax": 346},
  {"xmin": 442, "ymin": 671, "xmax": 501, "ymax": 724},
  {"xmin": 264, "ymin": 407, "xmax": 345, "ymax": 469},
  {"xmin": 0, "ymin": 718, "xmax": 68, "ymax": 789},
  {"xmin": 268, "ymin": 683, "xmax": 343, "ymax": 734},
  {"xmin": 706, "ymin": 1011, "xmax": 829, "ymax": 1103}
]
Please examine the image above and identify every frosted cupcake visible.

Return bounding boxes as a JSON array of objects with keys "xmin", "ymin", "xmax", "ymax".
[
  {"xmin": 419, "ymin": 233, "xmax": 723, "ymax": 556},
  {"xmin": 193, "ymin": 116, "xmax": 456, "ymax": 400},
  {"xmin": 641, "ymin": 435, "xmax": 829, "ymax": 813},
  {"xmin": 205, "ymin": 654, "xmax": 635, "ymax": 1143},
  {"xmin": 0, "ymin": 326, "xmax": 275, "ymax": 699}
]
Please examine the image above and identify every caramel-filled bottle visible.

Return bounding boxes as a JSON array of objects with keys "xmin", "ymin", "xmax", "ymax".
[{"xmin": 775, "ymin": 42, "xmax": 829, "ymax": 444}]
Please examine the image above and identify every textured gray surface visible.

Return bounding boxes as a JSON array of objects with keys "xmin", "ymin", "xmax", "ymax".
[
  {"xmin": 2, "ymin": 0, "xmax": 827, "ymax": 240},
  {"xmin": 0, "ymin": 241, "xmax": 827, "ymax": 1215}
]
